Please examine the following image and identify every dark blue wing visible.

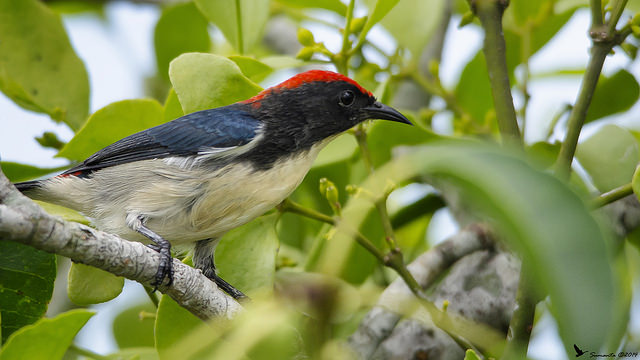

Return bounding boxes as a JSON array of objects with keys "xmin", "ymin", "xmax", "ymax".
[{"xmin": 63, "ymin": 104, "xmax": 260, "ymax": 175}]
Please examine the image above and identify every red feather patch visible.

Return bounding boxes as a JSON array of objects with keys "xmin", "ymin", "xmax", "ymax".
[{"xmin": 243, "ymin": 70, "xmax": 372, "ymax": 106}]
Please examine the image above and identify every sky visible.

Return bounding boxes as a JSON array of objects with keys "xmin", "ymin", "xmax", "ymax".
[{"xmin": 0, "ymin": 2, "xmax": 639, "ymax": 358}]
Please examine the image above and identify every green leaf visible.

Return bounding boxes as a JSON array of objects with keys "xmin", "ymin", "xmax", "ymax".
[
  {"xmin": 316, "ymin": 141, "xmax": 622, "ymax": 354},
  {"xmin": 169, "ymin": 53, "xmax": 262, "ymax": 114},
  {"xmin": 0, "ymin": 162, "xmax": 68, "ymax": 183},
  {"xmin": 194, "ymin": 0, "xmax": 270, "ymax": 53},
  {"xmin": 155, "ymin": 295, "xmax": 202, "ymax": 360},
  {"xmin": 154, "ymin": 2, "xmax": 210, "ymax": 81},
  {"xmin": 67, "ymin": 263, "xmax": 124, "ymax": 305},
  {"xmin": 367, "ymin": 119, "xmax": 441, "ymax": 167},
  {"xmin": 510, "ymin": 0, "xmax": 549, "ymax": 26},
  {"xmin": 463, "ymin": 349, "xmax": 482, "ymax": 360},
  {"xmin": 313, "ymin": 133, "xmax": 358, "ymax": 168},
  {"xmin": 57, "ymin": 99, "xmax": 164, "ymax": 161},
  {"xmin": 273, "ymin": 0, "xmax": 346, "ymax": 15},
  {"xmin": 0, "ymin": 309, "xmax": 94, "ymax": 360},
  {"xmin": 113, "ymin": 303, "xmax": 157, "ymax": 349},
  {"xmin": 35, "ymin": 201, "xmax": 89, "ymax": 225},
  {"xmin": 576, "ymin": 124, "xmax": 639, "ymax": 192},
  {"xmin": 360, "ymin": 0, "xmax": 401, "ymax": 42},
  {"xmin": 163, "ymin": 88, "xmax": 184, "ymax": 122},
  {"xmin": 228, "ymin": 55, "xmax": 273, "ymax": 83},
  {"xmin": 585, "ymin": 70, "xmax": 640, "ymax": 123},
  {"xmin": 216, "ymin": 213, "xmax": 279, "ymax": 296},
  {"xmin": 0, "ymin": 242, "xmax": 56, "ymax": 343},
  {"xmin": 372, "ymin": 0, "xmax": 446, "ymax": 55},
  {"xmin": 0, "ymin": 0, "xmax": 90, "ymax": 130},
  {"xmin": 35, "ymin": 131, "xmax": 66, "ymax": 151}
]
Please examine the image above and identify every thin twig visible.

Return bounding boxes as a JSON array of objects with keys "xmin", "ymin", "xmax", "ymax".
[
  {"xmin": 554, "ymin": 0, "xmax": 631, "ymax": 179},
  {"xmin": 591, "ymin": 183, "xmax": 634, "ymax": 208}
]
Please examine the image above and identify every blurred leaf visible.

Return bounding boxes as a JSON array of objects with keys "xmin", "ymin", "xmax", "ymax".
[
  {"xmin": 35, "ymin": 131, "xmax": 66, "ymax": 151},
  {"xmin": 367, "ymin": 119, "xmax": 441, "ymax": 167},
  {"xmin": 229, "ymin": 55, "xmax": 273, "ymax": 83},
  {"xmin": 0, "ymin": 309, "xmax": 93, "ymax": 360},
  {"xmin": 317, "ymin": 142, "xmax": 622, "ymax": 353},
  {"xmin": 0, "ymin": 162, "xmax": 68, "ymax": 183},
  {"xmin": 260, "ymin": 55, "xmax": 306, "ymax": 69},
  {"xmin": 155, "ymin": 295, "xmax": 203, "ymax": 360},
  {"xmin": 455, "ymin": 51, "xmax": 494, "ymax": 125},
  {"xmin": 0, "ymin": 0, "xmax": 89, "ymax": 130},
  {"xmin": 509, "ymin": 0, "xmax": 549, "ymax": 26},
  {"xmin": 0, "ymin": 242, "xmax": 56, "ymax": 343},
  {"xmin": 273, "ymin": 0, "xmax": 346, "ymax": 15},
  {"xmin": 35, "ymin": 201, "xmax": 89, "ymax": 224},
  {"xmin": 216, "ymin": 213, "xmax": 279, "ymax": 296},
  {"xmin": 163, "ymin": 88, "xmax": 184, "ymax": 122},
  {"xmin": 194, "ymin": 0, "xmax": 269, "ymax": 53},
  {"xmin": 107, "ymin": 347, "xmax": 159, "ymax": 360},
  {"xmin": 360, "ymin": 0, "xmax": 401, "ymax": 42},
  {"xmin": 372, "ymin": 0, "xmax": 446, "ymax": 55},
  {"xmin": 67, "ymin": 263, "xmax": 124, "ymax": 305},
  {"xmin": 113, "ymin": 303, "xmax": 156, "ymax": 349},
  {"xmin": 576, "ymin": 124, "xmax": 639, "ymax": 192},
  {"xmin": 586, "ymin": 70, "xmax": 640, "ymax": 123},
  {"xmin": 57, "ymin": 99, "xmax": 164, "ymax": 161},
  {"xmin": 525, "ymin": 141, "xmax": 561, "ymax": 169},
  {"xmin": 169, "ymin": 53, "xmax": 262, "ymax": 114},
  {"xmin": 154, "ymin": 2, "xmax": 210, "ymax": 81},
  {"xmin": 275, "ymin": 271, "xmax": 360, "ymax": 323},
  {"xmin": 313, "ymin": 133, "xmax": 358, "ymax": 168},
  {"xmin": 164, "ymin": 301, "xmax": 299, "ymax": 360}
]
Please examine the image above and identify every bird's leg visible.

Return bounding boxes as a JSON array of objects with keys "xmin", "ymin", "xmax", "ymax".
[
  {"xmin": 129, "ymin": 215, "xmax": 174, "ymax": 290},
  {"xmin": 193, "ymin": 239, "xmax": 247, "ymax": 300}
]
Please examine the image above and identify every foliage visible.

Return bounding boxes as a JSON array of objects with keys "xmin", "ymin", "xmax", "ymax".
[{"xmin": 1, "ymin": 0, "xmax": 640, "ymax": 358}]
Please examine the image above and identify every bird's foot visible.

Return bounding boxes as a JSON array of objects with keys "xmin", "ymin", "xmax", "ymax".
[
  {"xmin": 213, "ymin": 274, "xmax": 248, "ymax": 300},
  {"xmin": 150, "ymin": 241, "xmax": 174, "ymax": 291}
]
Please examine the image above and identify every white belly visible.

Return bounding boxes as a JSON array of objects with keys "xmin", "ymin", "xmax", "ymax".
[
  {"xmin": 94, "ymin": 148, "xmax": 322, "ymax": 244},
  {"xmin": 36, "ymin": 140, "xmax": 330, "ymax": 245}
]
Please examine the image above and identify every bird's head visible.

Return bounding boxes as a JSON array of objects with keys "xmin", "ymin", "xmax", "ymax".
[{"xmin": 240, "ymin": 70, "xmax": 411, "ymax": 151}]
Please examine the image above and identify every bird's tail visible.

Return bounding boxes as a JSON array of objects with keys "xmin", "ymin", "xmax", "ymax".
[{"xmin": 13, "ymin": 180, "xmax": 42, "ymax": 194}]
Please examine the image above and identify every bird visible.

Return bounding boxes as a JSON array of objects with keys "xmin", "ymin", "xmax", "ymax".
[
  {"xmin": 573, "ymin": 344, "xmax": 587, "ymax": 357},
  {"xmin": 13, "ymin": 70, "xmax": 411, "ymax": 299}
]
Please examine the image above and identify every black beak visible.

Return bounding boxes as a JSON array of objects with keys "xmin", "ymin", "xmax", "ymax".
[{"xmin": 363, "ymin": 101, "xmax": 413, "ymax": 125}]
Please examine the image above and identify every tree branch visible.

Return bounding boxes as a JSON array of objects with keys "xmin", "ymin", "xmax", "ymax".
[{"xmin": 0, "ymin": 167, "xmax": 241, "ymax": 321}]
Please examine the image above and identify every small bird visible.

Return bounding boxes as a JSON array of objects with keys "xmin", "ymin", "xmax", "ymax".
[
  {"xmin": 14, "ymin": 70, "xmax": 411, "ymax": 299},
  {"xmin": 573, "ymin": 344, "xmax": 587, "ymax": 357}
]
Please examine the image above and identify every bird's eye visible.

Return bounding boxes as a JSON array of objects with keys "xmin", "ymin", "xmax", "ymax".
[{"xmin": 338, "ymin": 90, "xmax": 355, "ymax": 107}]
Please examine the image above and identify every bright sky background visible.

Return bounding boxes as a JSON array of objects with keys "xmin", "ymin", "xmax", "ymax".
[{"xmin": 0, "ymin": 3, "xmax": 639, "ymax": 359}]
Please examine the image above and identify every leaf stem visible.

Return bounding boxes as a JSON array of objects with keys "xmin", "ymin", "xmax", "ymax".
[
  {"xmin": 607, "ymin": 0, "xmax": 629, "ymax": 34},
  {"xmin": 277, "ymin": 199, "xmax": 424, "ymax": 298},
  {"xmin": 591, "ymin": 183, "xmax": 634, "ymax": 208},
  {"xmin": 235, "ymin": 0, "xmax": 244, "ymax": 55},
  {"xmin": 335, "ymin": 0, "xmax": 355, "ymax": 74},
  {"xmin": 470, "ymin": 0, "xmax": 522, "ymax": 146},
  {"xmin": 590, "ymin": 0, "xmax": 603, "ymax": 27}
]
